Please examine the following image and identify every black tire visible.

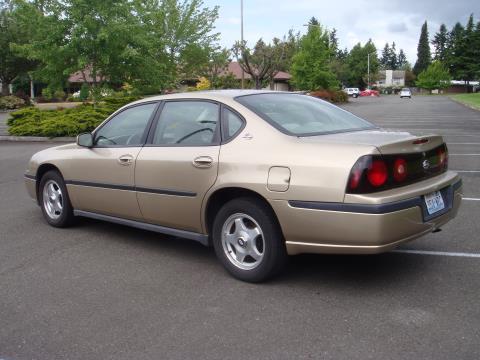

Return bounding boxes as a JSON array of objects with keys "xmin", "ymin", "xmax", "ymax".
[
  {"xmin": 38, "ymin": 170, "xmax": 74, "ymax": 227},
  {"xmin": 212, "ymin": 197, "xmax": 288, "ymax": 282},
  {"xmin": 353, "ymin": 94, "xmax": 358, "ymax": 98}
]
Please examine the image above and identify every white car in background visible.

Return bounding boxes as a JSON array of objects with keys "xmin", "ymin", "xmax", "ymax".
[
  {"xmin": 400, "ymin": 88, "xmax": 412, "ymax": 99},
  {"xmin": 344, "ymin": 88, "xmax": 360, "ymax": 98}
]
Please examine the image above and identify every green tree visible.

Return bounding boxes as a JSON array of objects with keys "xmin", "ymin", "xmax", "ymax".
[
  {"xmin": 397, "ymin": 49, "xmax": 408, "ymax": 68},
  {"xmin": 446, "ymin": 22, "xmax": 465, "ymax": 79},
  {"xmin": 0, "ymin": 2, "xmax": 37, "ymax": 95},
  {"xmin": 413, "ymin": 21, "xmax": 431, "ymax": 75},
  {"xmin": 416, "ymin": 61, "xmax": 451, "ymax": 91},
  {"xmin": 380, "ymin": 43, "xmax": 390, "ymax": 69},
  {"xmin": 202, "ymin": 47, "xmax": 230, "ymax": 89},
  {"xmin": 290, "ymin": 22, "xmax": 338, "ymax": 90},
  {"xmin": 432, "ymin": 23, "xmax": 448, "ymax": 62},
  {"xmin": 347, "ymin": 40, "xmax": 378, "ymax": 88},
  {"xmin": 233, "ymin": 38, "xmax": 286, "ymax": 89}
]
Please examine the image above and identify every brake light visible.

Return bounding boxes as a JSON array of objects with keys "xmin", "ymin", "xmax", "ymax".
[
  {"xmin": 346, "ymin": 144, "xmax": 447, "ymax": 194},
  {"xmin": 367, "ymin": 160, "xmax": 388, "ymax": 187},
  {"xmin": 393, "ymin": 158, "xmax": 407, "ymax": 182},
  {"xmin": 437, "ymin": 146, "xmax": 448, "ymax": 169}
]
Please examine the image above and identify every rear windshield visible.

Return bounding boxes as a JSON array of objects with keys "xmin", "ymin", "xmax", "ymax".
[
  {"xmin": 235, "ymin": 93, "xmax": 375, "ymax": 136},
  {"xmin": 402, "ymin": 88, "xmax": 410, "ymax": 91}
]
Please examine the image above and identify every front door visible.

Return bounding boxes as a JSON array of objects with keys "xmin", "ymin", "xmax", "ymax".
[
  {"xmin": 135, "ymin": 100, "xmax": 221, "ymax": 233},
  {"xmin": 66, "ymin": 102, "xmax": 158, "ymax": 220}
]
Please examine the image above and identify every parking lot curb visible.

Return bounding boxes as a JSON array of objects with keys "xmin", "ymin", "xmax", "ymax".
[{"xmin": 0, "ymin": 135, "xmax": 75, "ymax": 142}]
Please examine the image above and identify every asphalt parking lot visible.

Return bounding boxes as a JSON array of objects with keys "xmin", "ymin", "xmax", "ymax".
[{"xmin": 1, "ymin": 95, "xmax": 479, "ymax": 360}]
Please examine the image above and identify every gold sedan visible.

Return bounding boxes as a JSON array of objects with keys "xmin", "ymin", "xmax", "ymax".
[{"xmin": 25, "ymin": 91, "xmax": 462, "ymax": 282}]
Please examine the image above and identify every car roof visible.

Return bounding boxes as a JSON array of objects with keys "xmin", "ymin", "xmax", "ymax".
[{"xmin": 132, "ymin": 90, "xmax": 292, "ymax": 105}]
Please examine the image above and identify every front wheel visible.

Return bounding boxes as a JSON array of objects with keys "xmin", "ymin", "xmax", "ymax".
[
  {"xmin": 212, "ymin": 197, "xmax": 287, "ymax": 282},
  {"xmin": 39, "ymin": 170, "xmax": 74, "ymax": 227}
]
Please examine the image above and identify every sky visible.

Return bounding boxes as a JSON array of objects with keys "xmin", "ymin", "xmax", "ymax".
[{"xmin": 202, "ymin": 0, "xmax": 480, "ymax": 64}]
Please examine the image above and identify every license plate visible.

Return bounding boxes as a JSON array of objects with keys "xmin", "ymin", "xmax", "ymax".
[{"xmin": 424, "ymin": 191, "xmax": 445, "ymax": 215}]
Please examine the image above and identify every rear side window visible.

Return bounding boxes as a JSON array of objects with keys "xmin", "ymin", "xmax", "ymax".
[
  {"xmin": 152, "ymin": 101, "xmax": 220, "ymax": 145},
  {"xmin": 223, "ymin": 108, "xmax": 244, "ymax": 140}
]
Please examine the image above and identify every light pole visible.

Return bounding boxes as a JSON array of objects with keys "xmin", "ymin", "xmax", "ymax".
[
  {"xmin": 367, "ymin": 51, "xmax": 376, "ymax": 89},
  {"xmin": 240, "ymin": 0, "xmax": 244, "ymax": 89}
]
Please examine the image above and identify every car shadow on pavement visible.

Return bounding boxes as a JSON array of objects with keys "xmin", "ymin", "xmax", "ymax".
[{"xmin": 75, "ymin": 217, "xmax": 429, "ymax": 288}]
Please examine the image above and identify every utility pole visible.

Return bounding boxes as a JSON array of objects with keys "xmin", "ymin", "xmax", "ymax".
[
  {"xmin": 367, "ymin": 53, "xmax": 370, "ymax": 89},
  {"xmin": 367, "ymin": 51, "xmax": 376, "ymax": 89},
  {"xmin": 241, "ymin": 0, "xmax": 244, "ymax": 89}
]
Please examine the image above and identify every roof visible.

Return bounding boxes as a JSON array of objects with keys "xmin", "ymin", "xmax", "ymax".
[
  {"xmin": 68, "ymin": 68, "xmax": 102, "ymax": 83},
  {"xmin": 220, "ymin": 62, "xmax": 292, "ymax": 81}
]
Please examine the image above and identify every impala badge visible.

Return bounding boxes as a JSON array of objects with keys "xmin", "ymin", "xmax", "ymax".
[{"xmin": 422, "ymin": 159, "xmax": 430, "ymax": 169}]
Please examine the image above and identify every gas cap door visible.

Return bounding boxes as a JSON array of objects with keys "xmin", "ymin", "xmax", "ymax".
[{"xmin": 267, "ymin": 166, "xmax": 291, "ymax": 192}]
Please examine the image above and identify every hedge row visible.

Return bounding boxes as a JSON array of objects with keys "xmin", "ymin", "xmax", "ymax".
[
  {"xmin": 8, "ymin": 96, "xmax": 141, "ymax": 137},
  {"xmin": 309, "ymin": 90, "xmax": 348, "ymax": 103}
]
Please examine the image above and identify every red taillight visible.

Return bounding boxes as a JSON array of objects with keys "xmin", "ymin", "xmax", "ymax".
[
  {"xmin": 393, "ymin": 158, "xmax": 408, "ymax": 182},
  {"xmin": 349, "ymin": 167, "xmax": 362, "ymax": 190},
  {"xmin": 437, "ymin": 147, "xmax": 447, "ymax": 168},
  {"xmin": 367, "ymin": 160, "xmax": 388, "ymax": 187}
]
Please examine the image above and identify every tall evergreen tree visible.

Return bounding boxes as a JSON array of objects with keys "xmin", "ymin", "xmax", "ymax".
[
  {"xmin": 388, "ymin": 41, "xmax": 398, "ymax": 69},
  {"xmin": 432, "ymin": 24, "xmax": 448, "ymax": 62},
  {"xmin": 380, "ymin": 43, "xmax": 390, "ymax": 69},
  {"xmin": 447, "ymin": 22, "xmax": 465, "ymax": 79},
  {"xmin": 463, "ymin": 14, "xmax": 478, "ymax": 83},
  {"xmin": 413, "ymin": 21, "xmax": 431, "ymax": 75},
  {"xmin": 329, "ymin": 28, "xmax": 339, "ymax": 57},
  {"xmin": 397, "ymin": 49, "xmax": 408, "ymax": 68}
]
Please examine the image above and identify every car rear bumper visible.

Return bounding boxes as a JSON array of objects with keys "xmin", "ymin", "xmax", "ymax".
[{"xmin": 270, "ymin": 176, "xmax": 462, "ymax": 255}]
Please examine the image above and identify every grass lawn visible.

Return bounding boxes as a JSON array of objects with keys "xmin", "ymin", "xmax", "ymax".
[{"xmin": 451, "ymin": 93, "xmax": 480, "ymax": 110}]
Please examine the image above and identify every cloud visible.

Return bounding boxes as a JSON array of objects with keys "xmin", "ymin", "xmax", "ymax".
[{"xmin": 388, "ymin": 22, "xmax": 408, "ymax": 33}]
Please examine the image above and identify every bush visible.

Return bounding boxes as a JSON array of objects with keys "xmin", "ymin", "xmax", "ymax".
[
  {"xmin": 8, "ymin": 95, "xmax": 142, "ymax": 137},
  {"xmin": 79, "ymin": 83, "xmax": 90, "ymax": 101},
  {"xmin": 53, "ymin": 89, "xmax": 66, "ymax": 101},
  {"xmin": 0, "ymin": 96, "xmax": 26, "ymax": 110},
  {"xmin": 309, "ymin": 90, "xmax": 348, "ymax": 103}
]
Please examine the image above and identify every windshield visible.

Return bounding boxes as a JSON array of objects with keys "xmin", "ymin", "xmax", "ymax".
[{"xmin": 235, "ymin": 93, "xmax": 376, "ymax": 136}]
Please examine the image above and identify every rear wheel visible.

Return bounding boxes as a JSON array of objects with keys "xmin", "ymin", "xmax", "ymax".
[
  {"xmin": 212, "ymin": 197, "xmax": 287, "ymax": 282},
  {"xmin": 39, "ymin": 170, "xmax": 74, "ymax": 227}
]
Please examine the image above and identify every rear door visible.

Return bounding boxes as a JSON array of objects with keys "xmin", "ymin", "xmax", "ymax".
[{"xmin": 135, "ymin": 100, "xmax": 221, "ymax": 233}]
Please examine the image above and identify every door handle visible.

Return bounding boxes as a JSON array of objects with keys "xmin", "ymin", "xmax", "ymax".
[
  {"xmin": 118, "ymin": 154, "xmax": 134, "ymax": 166},
  {"xmin": 192, "ymin": 156, "xmax": 213, "ymax": 168}
]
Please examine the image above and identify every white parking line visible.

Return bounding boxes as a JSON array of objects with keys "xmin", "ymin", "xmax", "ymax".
[
  {"xmin": 464, "ymin": 198, "xmax": 480, "ymax": 201},
  {"xmin": 392, "ymin": 249, "xmax": 480, "ymax": 258},
  {"xmin": 449, "ymin": 154, "xmax": 480, "ymax": 156},
  {"xmin": 452, "ymin": 170, "xmax": 480, "ymax": 173},
  {"xmin": 447, "ymin": 143, "xmax": 480, "ymax": 145}
]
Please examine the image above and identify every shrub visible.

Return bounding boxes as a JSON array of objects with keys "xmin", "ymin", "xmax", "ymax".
[
  {"xmin": 196, "ymin": 77, "xmax": 211, "ymax": 90},
  {"xmin": 79, "ymin": 83, "xmax": 90, "ymax": 101},
  {"xmin": 309, "ymin": 89, "xmax": 348, "ymax": 103},
  {"xmin": 8, "ymin": 95, "xmax": 142, "ymax": 137},
  {"xmin": 53, "ymin": 89, "xmax": 66, "ymax": 101},
  {"xmin": 0, "ymin": 96, "xmax": 26, "ymax": 110},
  {"xmin": 41, "ymin": 87, "xmax": 53, "ymax": 100}
]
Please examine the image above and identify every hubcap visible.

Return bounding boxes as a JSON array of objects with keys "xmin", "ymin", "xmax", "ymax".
[
  {"xmin": 42, "ymin": 180, "xmax": 63, "ymax": 220},
  {"xmin": 221, "ymin": 213, "xmax": 265, "ymax": 270}
]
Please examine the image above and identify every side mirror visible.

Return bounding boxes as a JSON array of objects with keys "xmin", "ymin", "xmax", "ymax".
[{"xmin": 77, "ymin": 133, "xmax": 93, "ymax": 148}]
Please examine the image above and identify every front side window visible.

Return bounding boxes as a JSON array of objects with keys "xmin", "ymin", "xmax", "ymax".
[
  {"xmin": 236, "ymin": 93, "xmax": 375, "ymax": 136},
  {"xmin": 94, "ymin": 103, "xmax": 157, "ymax": 146},
  {"xmin": 152, "ymin": 101, "xmax": 220, "ymax": 145}
]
